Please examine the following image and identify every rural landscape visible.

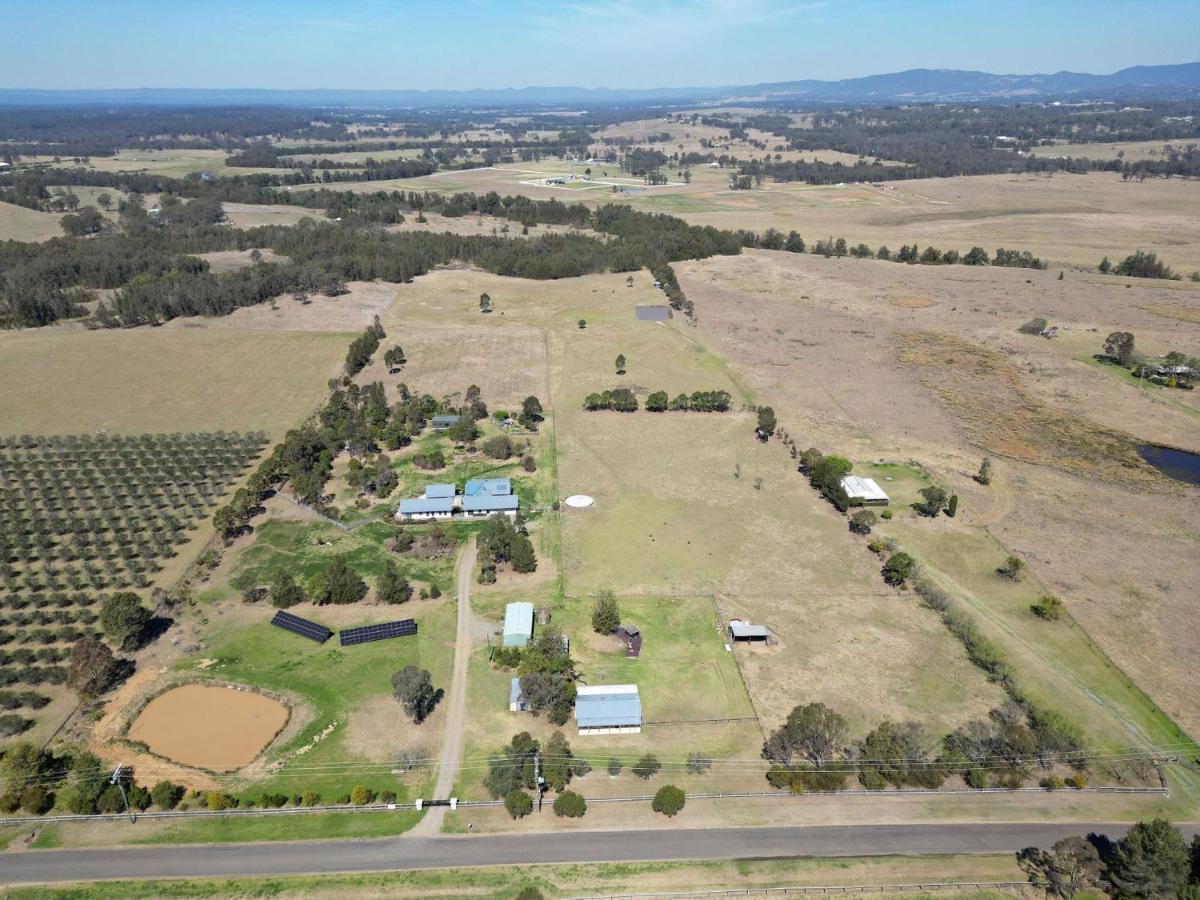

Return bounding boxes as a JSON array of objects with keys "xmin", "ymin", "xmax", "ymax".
[{"xmin": 1, "ymin": 3, "xmax": 1199, "ymax": 897}]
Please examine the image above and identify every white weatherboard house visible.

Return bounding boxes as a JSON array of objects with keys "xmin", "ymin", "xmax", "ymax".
[
  {"xmin": 840, "ymin": 475, "xmax": 890, "ymax": 506},
  {"xmin": 575, "ymin": 684, "xmax": 642, "ymax": 735},
  {"xmin": 503, "ymin": 601, "xmax": 534, "ymax": 648}
]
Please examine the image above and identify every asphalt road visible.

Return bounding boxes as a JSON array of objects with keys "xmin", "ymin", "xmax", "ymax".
[{"xmin": 4, "ymin": 822, "xmax": 1198, "ymax": 885}]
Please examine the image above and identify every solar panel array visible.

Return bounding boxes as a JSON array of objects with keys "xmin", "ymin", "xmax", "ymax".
[
  {"xmin": 270, "ymin": 610, "xmax": 333, "ymax": 644},
  {"xmin": 338, "ymin": 619, "xmax": 418, "ymax": 646}
]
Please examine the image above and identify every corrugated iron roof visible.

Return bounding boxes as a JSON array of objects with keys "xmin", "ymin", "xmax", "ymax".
[{"xmin": 576, "ymin": 684, "xmax": 642, "ymax": 728}]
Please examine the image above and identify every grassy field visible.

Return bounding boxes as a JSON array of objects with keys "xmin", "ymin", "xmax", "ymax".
[
  {"xmin": 0, "ymin": 200, "xmax": 67, "ymax": 241},
  {"xmin": 1026, "ymin": 138, "xmax": 1199, "ymax": 161},
  {"xmin": 0, "ymin": 853, "xmax": 1026, "ymax": 898},
  {"xmin": 0, "ymin": 327, "xmax": 352, "ymax": 437}
]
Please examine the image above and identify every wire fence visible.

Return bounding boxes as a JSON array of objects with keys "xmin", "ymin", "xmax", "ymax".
[{"xmin": 569, "ymin": 881, "xmax": 1033, "ymax": 899}]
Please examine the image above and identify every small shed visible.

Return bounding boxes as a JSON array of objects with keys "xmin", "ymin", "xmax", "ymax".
[
  {"xmin": 575, "ymin": 684, "xmax": 642, "ymax": 734},
  {"xmin": 503, "ymin": 601, "xmax": 534, "ymax": 647},
  {"xmin": 729, "ymin": 620, "xmax": 769, "ymax": 642},
  {"xmin": 840, "ymin": 475, "xmax": 890, "ymax": 506},
  {"xmin": 431, "ymin": 414, "xmax": 461, "ymax": 430},
  {"xmin": 614, "ymin": 625, "xmax": 643, "ymax": 657},
  {"xmin": 509, "ymin": 677, "xmax": 528, "ymax": 712}
]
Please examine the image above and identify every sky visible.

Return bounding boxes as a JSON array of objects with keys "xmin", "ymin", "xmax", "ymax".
[{"xmin": 2, "ymin": 0, "xmax": 1198, "ymax": 91}]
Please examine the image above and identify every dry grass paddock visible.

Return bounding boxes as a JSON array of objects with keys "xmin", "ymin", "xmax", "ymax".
[
  {"xmin": 222, "ymin": 201, "xmax": 324, "ymax": 228},
  {"xmin": 0, "ymin": 200, "xmax": 65, "ymax": 242},
  {"xmin": 163, "ymin": 280, "xmax": 398, "ymax": 333},
  {"xmin": 0, "ymin": 326, "xmax": 351, "ymax": 436},
  {"xmin": 677, "ymin": 249, "xmax": 1200, "ymax": 741}
]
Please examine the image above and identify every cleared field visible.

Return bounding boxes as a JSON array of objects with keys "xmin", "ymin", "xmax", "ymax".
[
  {"xmin": 162, "ymin": 280, "xmax": 397, "ymax": 333},
  {"xmin": 384, "ymin": 211, "xmax": 577, "ymax": 238},
  {"xmin": 677, "ymin": 249, "xmax": 1200, "ymax": 744},
  {"xmin": 0, "ymin": 200, "xmax": 65, "ymax": 241},
  {"xmin": 127, "ymin": 684, "xmax": 288, "ymax": 772},
  {"xmin": 221, "ymin": 201, "xmax": 323, "ymax": 228},
  {"xmin": 1027, "ymin": 138, "xmax": 1198, "ymax": 161},
  {"xmin": 0, "ymin": 327, "xmax": 351, "ymax": 437},
  {"xmin": 195, "ymin": 248, "xmax": 286, "ymax": 273}
]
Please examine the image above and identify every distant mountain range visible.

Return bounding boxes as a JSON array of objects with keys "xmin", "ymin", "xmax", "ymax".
[{"xmin": 2, "ymin": 63, "xmax": 1198, "ymax": 107}]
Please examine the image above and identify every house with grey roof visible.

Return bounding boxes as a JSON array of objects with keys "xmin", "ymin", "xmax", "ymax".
[
  {"xmin": 464, "ymin": 477, "xmax": 518, "ymax": 518},
  {"xmin": 396, "ymin": 483, "xmax": 457, "ymax": 521},
  {"xmin": 430, "ymin": 414, "xmax": 461, "ymax": 430},
  {"xmin": 575, "ymin": 684, "xmax": 642, "ymax": 734}
]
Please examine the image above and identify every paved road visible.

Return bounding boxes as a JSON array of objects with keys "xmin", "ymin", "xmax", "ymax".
[
  {"xmin": 409, "ymin": 536, "xmax": 477, "ymax": 837},
  {"xmin": 3, "ymin": 823, "xmax": 1197, "ymax": 885}
]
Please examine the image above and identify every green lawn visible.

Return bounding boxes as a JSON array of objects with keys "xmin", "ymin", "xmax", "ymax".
[{"xmin": 856, "ymin": 461, "xmax": 932, "ymax": 511}]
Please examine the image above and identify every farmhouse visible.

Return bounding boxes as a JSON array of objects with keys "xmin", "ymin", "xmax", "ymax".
[
  {"xmin": 840, "ymin": 474, "xmax": 890, "ymax": 506},
  {"xmin": 508, "ymin": 676, "xmax": 529, "ymax": 712},
  {"xmin": 575, "ymin": 684, "xmax": 642, "ymax": 735},
  {"xmin": 431, "ymin": 414, "xmax": 461, "ymax": 430},
  {"xmin": 463, "ymin": 477, "xmax": 518, "ymax": 517},
  {"xmin": 503, "ymin": 601, "xmax": 534, "ymax": 647},
  {"xmin": 728, "ymin": 620, "xmax": 769, "ymax": 642},
  {"xmin": 396, "ymin": 483, "xmax": 457, "ymax": 521}
]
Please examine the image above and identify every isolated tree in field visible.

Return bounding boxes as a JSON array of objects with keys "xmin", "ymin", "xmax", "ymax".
[
  {"xmin": 946, "ymin": 494, "xmax": 959, "ymax": 518},
  {"xmin": 553, "ymin": 789, "xmax": 587, "ymax": 817},
  {"xmin": 1106, "ymin": 818, "xmax": 1191, "ymax": 900},
  {"xmin": 99, "ymin": 592, "xmax": 151, "ymax": 650},
  {"xmin": 1017, "ymin": 836, "xmax": 1104, "ymax": 899},
  {"xmin": 376, "ymin": 560, "xmax": 413, "ymax": 605},
  {"xmin": 756, "ymin": 406, "xmax": 777, "ymax": 436},
  {"xmin": 1098, "ymin": 256, "xmax": 1111, "ymax": 274},
  {"xmin": 391, "ymin": 665, "xmax": 439, "ymax": 723},
  {"xmin": 632, "ymin": 754, "xmax": 661, "ymax": 780},
  {"xmin": 762, "ymin": 702, "xmax": 848, "ymax": 768},
  {"xmin": 578, "ymin": 319, "xmax": 587, "ymax": 329},
  {"xmin": 504, "ymin": 789, "xmax": 533, "ymax": 818},
  {"xmin": 976, "ymin": 457, "xmax": 993, "ymax": 485},
  {"xmin": 882, "ymin": 551, "xmax": 916, "ymax": 586},
  {"xmin": 318, "ymin": 554, "xmax": 368, "ymax": 604},
  {"xmin": 66, "ymin": 637, "xmax": 124, "ymax": 696},
  {"xmin": 626, "ymin": 275, "xmax": 634, "ymax": 287},
  {"xmin": 1103, "ymin": 331, "xmax": 1136, "ymax": 366},
  {"xmin": 652, "ymin": 784, "xmax": 686, "ymax": 817},
  {"xmin": 270, "ymin": 570, "xmax": 305, "ymax": 609},
  {"xmin": 95, "ymin": 191, "xmax": 112, "ymax": 210},
  {"xmin": 997, "ymin": 555, "xmax": 1025, "ymax": 581},
  {"xmin": 1032, "ymin": 595, "xmax": 1065, "ymax": 621},
  {"xmin": 383, "ymin": 345, "xmax": 406, "ymax": 368},
  {"xmin": 607, "ymin": 758, "xmax": 622, "ymax": 776},
  {"xmin": 686, "ymin": 752, "xmax": 713, "ymax": 775},
  {"xmin": 915, "ymin": 485, "xmax": 948, "ymax": 517},
  {"xmin": 479, "ymin": 292, "xmax": 492, "ymax": 313},
  {"xmin": 519, "ymin": 395, "xmax": 544, "ymax": 430},
  {"xmin": 591, "ymin": 591, "xmax": 620, "ymax": 634},
  {"xmin": 615, "ymin": 353, "xmax": 626, "ymax": 374}
]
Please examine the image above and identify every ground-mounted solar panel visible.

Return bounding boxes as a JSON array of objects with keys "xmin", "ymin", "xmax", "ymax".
[
  {"xmin": 338, "ymin": 619, "xmax": 418, "ymax": 646},
  {"xmin": 270, "ymin": 610, "xmax": 333, "ymax": 643}
]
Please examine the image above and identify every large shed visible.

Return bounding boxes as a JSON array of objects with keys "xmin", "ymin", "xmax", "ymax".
[
  {"xmin": 575, "ymin": 684, "xmax": 642, "ymax": 734},
  {"xmin": 840, "ymin": 475, "xmax": 890, "ymax": 506},
  {"xmin": 503, "ymin": 601, "xmax": 534, "ymax": 647}
]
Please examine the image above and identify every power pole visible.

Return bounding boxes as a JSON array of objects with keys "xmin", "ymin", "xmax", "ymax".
[
  {"xmin": 110, "ymin": 765, "xmax": 135, "ymax": 823},
  {"xmin": 535, "ymin": 750, "xmax": 545, "ymax": 811}
]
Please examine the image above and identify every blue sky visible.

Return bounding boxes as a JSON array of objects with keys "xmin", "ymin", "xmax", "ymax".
[{"xmin": 3, "ymin": 0, "xmax": 1197, "ymax": 90}]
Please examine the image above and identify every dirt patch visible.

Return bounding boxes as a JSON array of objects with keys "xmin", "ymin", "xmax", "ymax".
[{"xmin": 127, "ymin": 684, "xmax": 289, "ymax": 773}]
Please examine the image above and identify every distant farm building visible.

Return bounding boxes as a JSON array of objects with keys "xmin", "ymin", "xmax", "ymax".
[
  {"xmin": 728, "ymin": 619, "xmax": 769, "ymax": 642},
  {"xmin": 840, "ymin": 475, "xmax": 890, "ymax": 506},
  {"xmin": 575, "ymin": 684, "xmax": 642, "ymax": 734},
  {"xmin": 503, "ymin": 601, "xmax": 534, "ymax": 647},
  {"xmin": 509, "ymin": 677, "xmax": 529, "ymax": 712},
  {"xmin": 431, "ymin": 414, "xmax": 461, "ymax": 430},
  {"xmin": 635, "ymin": 305, "xmax": 672, "ymax": 321}
]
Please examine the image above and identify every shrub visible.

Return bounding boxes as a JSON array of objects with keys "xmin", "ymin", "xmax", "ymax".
[
  {"xmin": 686, "ymin": 753, "xmax": 713, "ymax": 775},
  {"xmin": 482, "ymin": 435, "xmax": 514, "ymax": 460},
  {"xmin": 882, "ymin": 552, "xmax": 916, "ymax": 586},
  {"xmin": 504, "ymin": 789, "xmax": 533, "ymax": 819},
  {"xmin": 880, "ymin": 509, "xmax": 893, "ymax": 520},
  {"xmin": 607, "ymin": 758, "xmax": 622, "ymax": 776},
  {"xmin": 859, "ymin": 768, "xmax": 887, "ymax": 791},
  {"xmin": 0, "ymin": 791, "xmax": 20, "ymax": 813},
  {"xmin": 632, "ymin": 754, "xmax": 661, "ymax": 780},
  {"xmin": 521, "ymin": 454, "xmax": 536, "ymax": 473},
  {"xmin": 947, "ymin": 494, "xmax": 958, "ymax": 518},
  {"xmin": 350, "ymin": 785, "xmax": 375, "ymax": 805},
  {"xmin": 206, "ymin": 791, "xmax": 236, "ymax": 811},
  {"xmin": 1066, "ymin": 774, "xmax": 1088, "ymax": 790},
  {"xmin": 412, "ymin": 450, "xmax": 446, "ymax": 471},
  {"xmin": 849, "ymin": 510, "xmax": 876, "ymax": 535},
  {"xmin": 591, "ymin": 591, "xmax": 620, "ymax": 635},
  {"xmin": 964, "ymin": 768, "xmax": 989, "ymax": 789},
  {"xmin": 915, "ymin": 485, "xmax": 948, "ymax": 517},
  {"xmin": 652, "ymin": 784, "xmax": 686, "ymax": 817},
  {"xmin": 1019, "ymin": 317, "xmax": 1048, "ymax": 335},
  {"xmin": 1032, "ymin": 595, "xmax": 1065, "ymax": 621},
  {"xmin": 553, "ymin": 790, "xmax": 587, "ymax": 818},
  {"xmin": 997, "ymin": 555, "xmax": 1025, "ymax": 581},
  {"xmin": 301, "ymin": 792, "xmax": 321, "ymax": 807},
  {"xmin": 20, "ymin": 786, "xmax": 52, "ymax": 815},
  {"xmin": 1041, "ymin": 775, "xmax": 1065, "ymax": 791},
  {"xmin": 150, "ymin": 780, "xmax": 184, "ymax": 810},
  {"xmin": 381, "ymin": 790, "xmax": 397, "ymax": 804}
]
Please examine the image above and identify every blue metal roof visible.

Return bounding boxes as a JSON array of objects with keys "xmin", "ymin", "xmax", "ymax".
[
  {"xmin": 424, "ymin": 484, "xmax": 456, "ymax": 499},
  {"xmin": 575, "ymin": 686, "xmax": 642, "ymax": 728},
  {"xmin": 509, "ymin": 677, "xmax": 524, "ymax": 705},
  {"xmin": 431, "ymin": 415, "xmax": 461, "ymax": 426},
  {"xmin": 463, "ymin": 493, "xmax": 519, "ymax": 513},
  {"xmin": 464, "ymin": 477, "xmax": 511, "ymax": 497},
  {"xmin": 398, "ymin": 496, "xmax": 454, "ymax": 515}
]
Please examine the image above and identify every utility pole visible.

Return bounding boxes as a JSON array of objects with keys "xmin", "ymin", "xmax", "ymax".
[
  {"xmin": 534, "ymin": 750, "xmax": 545, "ymax": 811},
  {"xmin": 110, "ymin": 765, "xmax": 135, "ymax": 823}
]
